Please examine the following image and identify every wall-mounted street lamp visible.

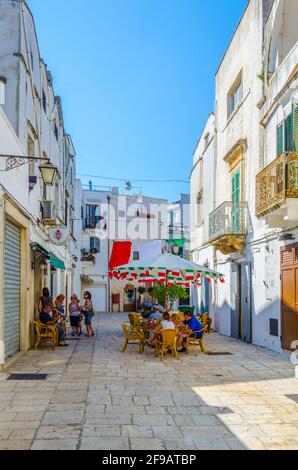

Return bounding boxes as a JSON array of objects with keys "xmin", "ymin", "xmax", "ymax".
[
  {"xmin": 0, "ymin": 154, "xmax": 57, "ymax": 186},
  {"xmin": 39, "ymin": 162, "xmax": 57, "ymax": 186}
]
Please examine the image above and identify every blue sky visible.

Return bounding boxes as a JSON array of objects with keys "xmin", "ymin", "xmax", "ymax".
[{"xmin": 28, "ymin": 0, "xmax": 248, "ymax": 201}]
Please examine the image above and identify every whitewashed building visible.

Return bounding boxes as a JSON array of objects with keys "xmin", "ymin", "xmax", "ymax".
[
  {"xmin": 191, "ymin": 0, "xmax": 298, "ymax": 353},
  {"xmin": 190, "ymin": 114, "xmax": 218, "ymax": 326},
  {"xmin": 0, "ymin": 0, "xmax": 81, "ymax": 364},
  {"xmin": 81, "ymin": 184, "xmax": 168, "ymax": 312},
  {"xmin": 166, "ymin": 194, "xmax": 190, "ymax": 259}
]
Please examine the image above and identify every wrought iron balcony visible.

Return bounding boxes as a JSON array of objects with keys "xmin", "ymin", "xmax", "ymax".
[
  {"xmin": 256, "ymin": 152, "xmax": 298, "ymax": 218},
  {"xmin": 209, "ymin": 201, "xmax": 249, "ymax": 254}
]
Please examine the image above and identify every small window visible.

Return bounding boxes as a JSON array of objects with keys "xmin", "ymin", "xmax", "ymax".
[
  {"xmin": 27, "ymin": 135, "xmax": 35, "ymax": 177},
  {"xmin": 277, "ymin": 123, "xmax": 284, "ymax": 156},
  {"xmin": 133, "ymin": 251, "xmax": 139, "ymax": 261},
  {"xmin": 173, "ymin": 211, "xmax": 180, "ymax": 225},
  {"xmin": 197, "ymin": 191, "xmax": 203, "ymax": 226},
  {"xmin": 54, "ymin": 121, "xmax": 58, "ymax": 141},
  {"xmin": 227, "ymin": 75, "xmax": 243, "ymax": 118},
  {"xmin": 42, "ymin": 89, "xmax": 46, "ymax": 113},
  {"xmin": 90, "ymin": 237, "xmax": 100, "ymax": 252}
]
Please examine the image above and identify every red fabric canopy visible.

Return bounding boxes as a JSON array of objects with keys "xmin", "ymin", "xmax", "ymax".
[{"xmin": 109, "ymin": 241, "xmax": 132, "ymax": 270}]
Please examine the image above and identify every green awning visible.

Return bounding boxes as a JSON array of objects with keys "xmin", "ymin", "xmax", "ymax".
[
  {"xmin": 50, "ymin": 252, "xmax": 65, "ymax": 270},
  {"xmin": 165, "ymin": 238, "xmax": 189, "ymax": 248}
]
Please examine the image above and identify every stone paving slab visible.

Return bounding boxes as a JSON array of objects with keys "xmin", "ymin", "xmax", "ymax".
[{"xmin": 0, "ymin": 312, "xmax": 297, "ymax": 450}]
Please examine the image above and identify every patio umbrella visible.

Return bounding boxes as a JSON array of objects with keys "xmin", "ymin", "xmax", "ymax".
[{"xmin": 109, "ymin": 253, "xmax": 225, "ymax": 307}]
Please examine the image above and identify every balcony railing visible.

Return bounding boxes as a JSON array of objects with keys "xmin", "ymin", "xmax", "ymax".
[
  {"xmin": 85, "ymin": 216, "xmax": 102, "ymax": 229},
  {"xmin": 256, "ymin": 152, "xmax": 298, "ymax": 217},
  {"xmin": 209, "ymin": 201, "xmax": 249, "ymax": 243}
]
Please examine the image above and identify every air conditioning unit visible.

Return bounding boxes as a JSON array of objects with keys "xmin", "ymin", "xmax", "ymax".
[{"xmin": 42, "ymin": 201, "xmax": 57, "ymax": 224}]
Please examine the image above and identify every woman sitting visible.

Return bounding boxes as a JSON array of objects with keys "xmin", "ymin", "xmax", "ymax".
[{"xmin": 147, "ymin": 312, "xmax": 175, "ymax": 346}]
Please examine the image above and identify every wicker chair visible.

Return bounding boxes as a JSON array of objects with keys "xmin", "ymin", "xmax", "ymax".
[
  {"xmin": 185, "ymin": 325, "xmax": 208, "ymax": 354},
  {"xmin": 33, "ymin": 321, "xmax": 58, "ymax": 351},
  {"xmin": 128, "ymin": 313, "xmax": 148, "ymax": 338},
  {"xmin": 199, "ymin": 313, "xmax": 212, "ymax": 334},
  {"xmin": 154, "ymin": 329, "xmax": 179, "ymax": 361},
  {"xmin": 121, "ymin": 323, "xmax": 145, "ymax": 354}
]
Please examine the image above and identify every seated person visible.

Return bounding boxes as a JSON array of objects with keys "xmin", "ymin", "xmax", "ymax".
[
  {"xmin": 177, "ymin": 311, "xmax": 203, "ymax": 351},
  {"xmin": 148, "ymin": 312, "xmax": 175, "ymax": 346},
  {"xmin": 39, "ymin": 304, "xmax": 68, "ymax": 347},
  {"xmin": 154, "ymin": 312, "xmax": 175, "ymax": 333},
  {"xmin": 183, "ymin": 312, "xmax": 203, "ymax": 337},
  {"xmin": 148, "ymin": 305, "xmax": 163, "ymax": 321}
]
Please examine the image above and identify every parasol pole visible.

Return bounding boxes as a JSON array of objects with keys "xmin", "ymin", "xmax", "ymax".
[{"xmin": 164, "ymin": 269, "xmax": 169, "ymax": 310}]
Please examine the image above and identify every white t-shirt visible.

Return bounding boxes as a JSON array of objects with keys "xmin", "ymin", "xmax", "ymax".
[{"xmin": 161, "ymin": 320, "xmax": 175, "ymax": 330}]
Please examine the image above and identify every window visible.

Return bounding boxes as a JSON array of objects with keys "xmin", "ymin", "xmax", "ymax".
[
  {"xmin": 173, "ymin": 211, "xmax": 180, "ymax": 225},
  {"xmin": 42, "ymin": 89, "xmax": 46, "ymax": 113},
  {"xmin": 277, "ymin": 123, "xmax": 284, "ymax": 156},
  {"xmin": 133, "ymin": 251, "xmax": 139, "ymax": 261},
  {"xmin": 86, "ymin": 204, "xmax": 99, "ymax": 228},
  {"xmin": 227, "ymin": 75, "xmax": 243, "ymax": 118},
  {"xmin": 54, "ymin": 182, "xmax": 59, "ymax": 211},
  {"xmin": 27, "ymin": 135, "xmax": 35, "ymax": 177},
  {"xmin": 65, "ymin": 198, "xmax": 68, "ymax": 227},
  {"xmin": 196, "ymin": 191, "xmax": 203, "ymax": 226},
  {"xmin": 54, "ymin": 121, "xmax": 58, "ymax": 141},
  {"xmin": 276, "ymin": 105, "xmax": 298, "ymax": 156},
  {"xmin": 90, "ymin": 237, "xmax": 100, "ymax": 252}
]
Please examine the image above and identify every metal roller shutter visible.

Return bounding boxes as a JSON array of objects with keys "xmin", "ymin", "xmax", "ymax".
[{"xmin": 4, "ymin": 220, "xmax": 21, "ymax": 359}]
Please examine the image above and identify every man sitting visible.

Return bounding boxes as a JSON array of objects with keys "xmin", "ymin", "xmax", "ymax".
[
  {"xmin": 177, "ymin": 311, "xmax": 203, "ymax": 351},
  {"xmin": 148, "ymin": 305, "xmax": 163, "ymax": 322},
  {"xmin": 39, "ymin": 304, "xmax": 69, "ymax": 347}
]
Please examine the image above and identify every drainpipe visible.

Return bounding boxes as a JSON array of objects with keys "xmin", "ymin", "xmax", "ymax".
[{"xmin": 107, "ymin": 195, "xmax": 111, "ymax": 313}]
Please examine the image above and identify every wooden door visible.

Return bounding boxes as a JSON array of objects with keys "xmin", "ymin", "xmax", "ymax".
[
  {"xmin": 281, "ymin": 243, "xmax": 298, "ymax": 351},
  {"xmin": 124, "ymin": 289, "xmax": 136, "ymax": 312}
]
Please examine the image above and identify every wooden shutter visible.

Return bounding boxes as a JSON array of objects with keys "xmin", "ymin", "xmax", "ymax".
[
  {"xmin": 277, "ymin": 123, "xmax": 284, "ymax": 156},
  {"xmin": 231, "ymin": 169, "xmax": 241, "ymax": 233},
  {"xmin": 285, "ymin": 113, "xmax": 293, "ymax": 152},
  {"xmin": 232, "ymin": 169, "xmax": 240, "ymax": 203},
  {"xmin": 293, "ymin": 103, "xmax": 298, "ymax": 152}
]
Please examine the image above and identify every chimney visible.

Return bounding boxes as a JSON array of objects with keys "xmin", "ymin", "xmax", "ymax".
[{"xmin": 89, "ymin": 181, "xmax": 93, "ymax": 191}]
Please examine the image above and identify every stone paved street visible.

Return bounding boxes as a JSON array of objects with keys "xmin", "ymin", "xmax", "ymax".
[{"xmin": 0, "ymin": 313, "xmax": 297, "ymax": 451}]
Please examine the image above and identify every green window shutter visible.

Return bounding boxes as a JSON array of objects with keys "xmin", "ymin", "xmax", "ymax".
[
  {"xmin": 277, "ymin": 123, "xmax": 284, "ymax": 156},
  {"xmin": 285, "ymin": 113, "xmax": 293, "ymax": 152},
  {"xmin": 232, "ymin": 169, "xmax": 240, "ymax": 203},
  {"xmin": 293, "ymin": 103, "xmax": 298, "ymax": 152},
  {"xmin": 231, "ymin": 169, "xmax": 241, "ymax": 233}
]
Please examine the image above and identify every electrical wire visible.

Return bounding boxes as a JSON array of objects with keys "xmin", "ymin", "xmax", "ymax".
[{"xmin": 77, "ymin": 173, "xmax": 189, "ymax": 184}]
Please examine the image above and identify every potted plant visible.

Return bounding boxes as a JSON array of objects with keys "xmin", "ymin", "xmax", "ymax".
[{"xmin": 152, "ymin": 285, "xmax": 189, "ymax": 309}]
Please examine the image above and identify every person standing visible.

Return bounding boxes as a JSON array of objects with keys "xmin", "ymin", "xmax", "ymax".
[
  {"xmin": 81, "ymin": 291, "xmax": 95, "ymax": 337},
  {"xmin": 39, "ymin": 287, "xmax": 53, "ymax": 312},
  {"xmin": 69, "ymin": 295, "xmax": 81, "ymax": 337},
  {"xmin": 54, "ymin": 294, "xmax": 66, "ymax": 317}
]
